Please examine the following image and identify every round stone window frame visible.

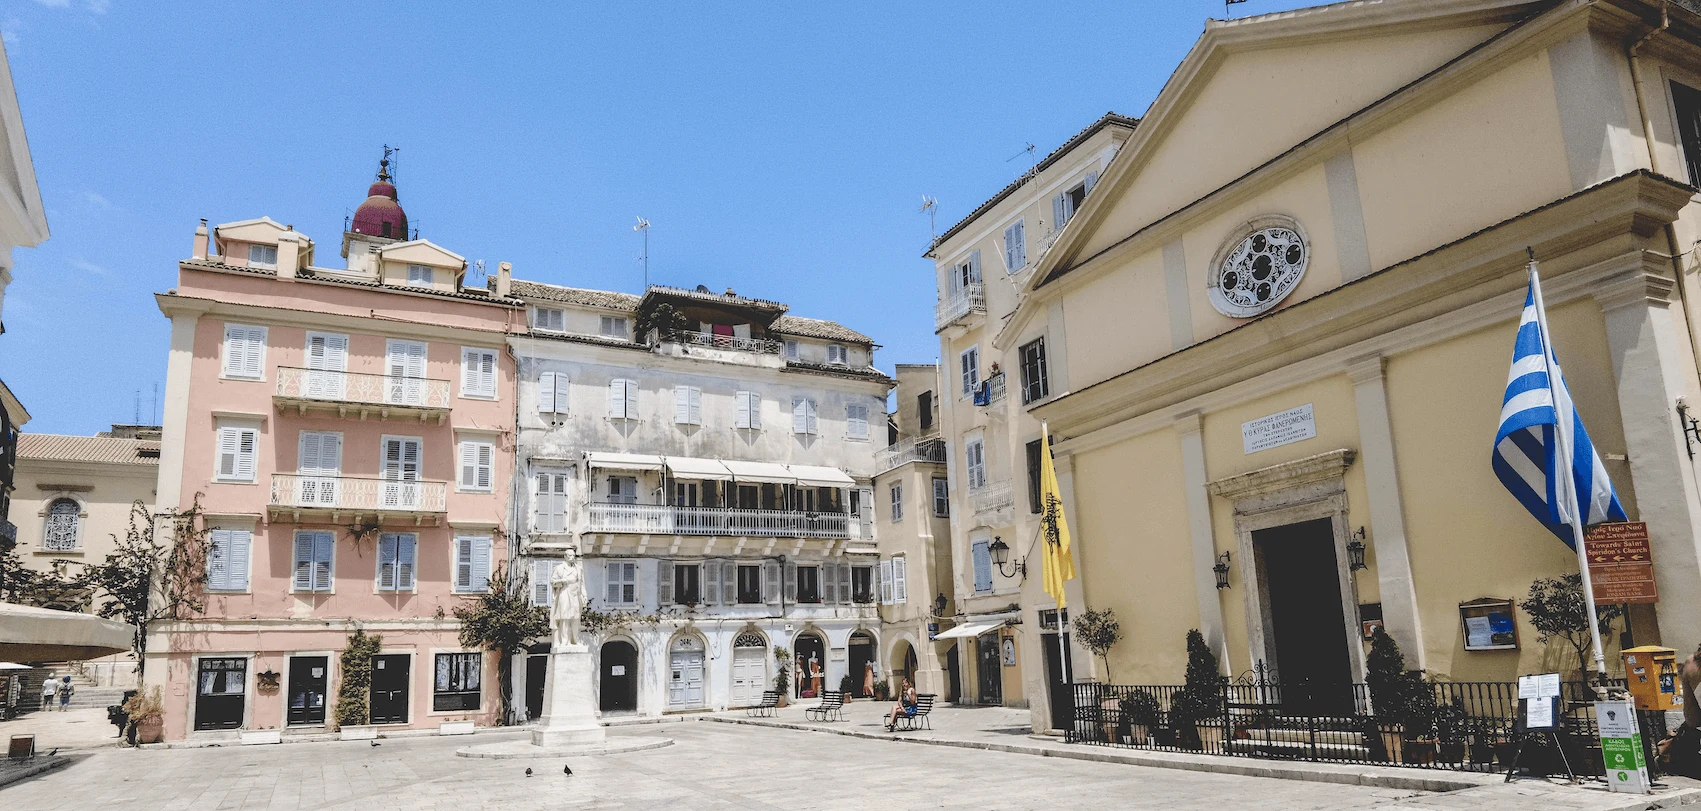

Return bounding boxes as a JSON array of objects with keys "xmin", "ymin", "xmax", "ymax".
[{"xmin": 1206, "ymin": 214, "xmax": 1312, "ymax": 319}]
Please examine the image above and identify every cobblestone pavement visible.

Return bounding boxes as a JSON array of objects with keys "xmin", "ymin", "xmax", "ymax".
[
  {"xmin": 0, "ymin": 720, "xmax": 1428, "ymax": 810},
  {"xmin": 0, "ymin": 707, "xmax": 125, "ymax": 751}
]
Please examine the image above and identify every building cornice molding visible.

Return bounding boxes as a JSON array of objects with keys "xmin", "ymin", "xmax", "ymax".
[
  {"xmin": 1206, "ymin": 448, "xmax": 1356, "ymax": 501},
  {"xmin": 155, "ymin": 292, "xmax": 515, "ymax": 348}
]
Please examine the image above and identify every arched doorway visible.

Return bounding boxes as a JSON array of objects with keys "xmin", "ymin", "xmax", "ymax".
[
  {"xmin": 599, "ymin": 640, "xmax": 637, "ymax": 712},
  {"xmin": 793, "ymin": 632, "xmax": 826, "ymax": 698},
  {"xmin": 847, "ymin": 630, "xmax": 876, "ymax": 697},
  {"xmin": 890, "ymin": 638, "xmax": 918, "ymax": 690},
  {"xmin": 667, "ymin": 635, "xmax": 706, "ymax": 710},
  {"xmin": 730, "ymin": 630, "xmax": 768, "ymax": 707}
]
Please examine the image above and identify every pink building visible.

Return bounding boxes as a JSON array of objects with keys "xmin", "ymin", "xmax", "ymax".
[{"xmin": 147, "ymin": 159, "xmax": 521, "ymax": 740}]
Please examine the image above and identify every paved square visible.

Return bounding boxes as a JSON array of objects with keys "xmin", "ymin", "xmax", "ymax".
[{"xmin": 0, "ymin": 720, "xmax": 1430, "ymax": 810}]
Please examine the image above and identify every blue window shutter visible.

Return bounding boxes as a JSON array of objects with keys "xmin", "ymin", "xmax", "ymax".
[
  {"xmin": 398, "ymin": 535, "xmax": 416, "ymax": 590},
  {"xmin": 973, "ymin": 541, "xmax": 992, "ymax": 592},
  {"xmin": 378, "ymin": 534, "xmax": 398, "ymax": 590},
  {"xmin": 313, "ymin": 531, "xmax": 334, "ymax": 591}
]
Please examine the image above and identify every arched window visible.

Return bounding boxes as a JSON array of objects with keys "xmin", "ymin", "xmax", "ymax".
[
  {"xmin": 733, "ymin": 631, "xmax": 766, "ymax": 649},
  {"xmin": 43, "ymin": 498, "xmax": 80, "ymax": 552}
]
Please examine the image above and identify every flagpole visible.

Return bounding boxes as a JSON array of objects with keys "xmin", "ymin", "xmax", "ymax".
[{"xmin": 1527, "ymin": 255, "xmax": 1609, "ymax": 683}]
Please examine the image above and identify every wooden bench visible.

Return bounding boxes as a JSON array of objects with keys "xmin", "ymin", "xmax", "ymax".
[
  {"xmin": 895, "ymin": 694, "xmax": 936, "ymax": 731},
  {"xmin": 747, "ymin": 691, "xmax": 780, "ymax": 717},
  {"xmin": 805, "ymin": 691, "xmax": 845, "ymax": 722}
]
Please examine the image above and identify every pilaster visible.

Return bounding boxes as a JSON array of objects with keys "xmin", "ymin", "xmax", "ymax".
[
  {"xmin": 1175, "ymin": 410, "xmax": 1230, "ymax": 674},
  {"xmin": 1346, "ymin": 354, "xmax": 1426, "ymax": 669}
]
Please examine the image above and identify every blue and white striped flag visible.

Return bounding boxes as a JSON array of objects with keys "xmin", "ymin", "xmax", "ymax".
[{"xmin": 1491, "ymin": 269, "xmax": 1626, "ymax": 548}]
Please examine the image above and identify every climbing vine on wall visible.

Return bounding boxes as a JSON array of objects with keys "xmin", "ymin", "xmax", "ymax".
[{"xmin": 333, "ymin": 627, "xmax": 383, "ymax": 728}]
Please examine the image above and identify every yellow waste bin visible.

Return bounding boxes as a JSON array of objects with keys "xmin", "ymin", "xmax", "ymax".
[{"xmin": 1621, "ymin": 645, "xmax": 1681, "ymax": 712}]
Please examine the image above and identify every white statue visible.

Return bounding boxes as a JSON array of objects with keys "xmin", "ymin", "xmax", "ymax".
[{"xmin": 549, "ymin": 550, "xmax": 584, "ymax": 647}]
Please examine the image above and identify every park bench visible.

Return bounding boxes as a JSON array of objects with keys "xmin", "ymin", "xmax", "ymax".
[
  {"xmin": 747, "ymin": 690, "xmax": 780, "ymax": 717},
  {"xmin": 895, "ymin": 694, "xmax": 936, "ymax": 731},
  {"xmin": 805, "ymin": 690, "xmax": 845, "ymax": 722}
]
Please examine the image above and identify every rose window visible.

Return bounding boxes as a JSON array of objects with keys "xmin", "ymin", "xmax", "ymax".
[{"xmin": 1209, "ymin": 225, "xmax": 1309, "ymax": 318}]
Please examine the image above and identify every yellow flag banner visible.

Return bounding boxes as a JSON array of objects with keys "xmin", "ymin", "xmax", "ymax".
[{"xmin": 1039, "ymin": 423, "xmax": 1076, "ymax": 608}]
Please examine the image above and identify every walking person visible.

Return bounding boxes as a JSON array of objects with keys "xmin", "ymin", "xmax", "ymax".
[
  {"xmin": 58, "ymin": 675, "xmax": 73, "ymax": 711},
  {"xmin": 39, "ymin": 673, "xmax": 57, "ymax": 711}
]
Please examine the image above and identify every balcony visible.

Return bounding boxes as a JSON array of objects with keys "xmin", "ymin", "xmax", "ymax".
[
  {"xmin": 658, "ymin": 329, "xmax": 783, "ymax": 355},
  {"xmin": 268, "ymin": 473, "xmax": 449, "ymax": 524},
  {"xmin": 274, "ymin": 367, "xmax": 452, "ymax": 423},
  {"xmin": 973, "ymin": 374, "xmax": 1006, "ymax": 409},
  {"xmin": 873, "ymin": 436, "xmax": 948, "ymax": 475},
  {"xmin": 971, "ymin": 479, "xmax": 1014, "ymax": 520},
  {"xmin": 934, "ymin": 284, "xmax": 986, "ymax": 333},
  {"xmin": 586, "ymin": 503, "xmax": 865, "ymax": 539}
]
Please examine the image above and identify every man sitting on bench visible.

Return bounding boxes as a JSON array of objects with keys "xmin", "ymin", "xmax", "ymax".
[{"xmin": 883, "ymin": 678, "xmax": 917, "ymax": 733}]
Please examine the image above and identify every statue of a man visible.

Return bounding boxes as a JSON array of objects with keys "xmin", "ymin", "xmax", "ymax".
[{"xmin": 549, "ymin": 550, "xmax": 584, "ymax": 647}]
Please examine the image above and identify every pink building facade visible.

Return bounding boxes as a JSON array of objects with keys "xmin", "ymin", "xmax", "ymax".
[{"xmin": 146, "ymin": 165, "xmax": 522, "ymax": 740}]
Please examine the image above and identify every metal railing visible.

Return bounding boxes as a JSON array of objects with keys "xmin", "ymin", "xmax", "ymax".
[
  {"xmin": 269, "ymin": 473, "xmax": 449, "ymax": 513},
  {"xmin": 275, "ymin": 367, "xmax": 452, "ymax": 409},
  {"xmin": 934, "ymin": 284, "xmax": 986, "ymax": 331},
  {"xmin": 1067, "ymin": 677, "xmax": 1663, "ymax": 777},
  {"xmin": 660, "ymin": 330, "xmax": 783, "ymax": 355},
  {"xmin": 873, "ymin": 436, "xmax": 948, "ymax": 475},
  {"xmin": 972, "ymin": 479, "xmax": 1013, "ymax": 516},
  {"xmin": 586, "ymin": 502, "xmax": 862, "ymax": 538},
  {"xmin": 974, "ymin": 374, "xmax": 1006, "ymax": 407}
]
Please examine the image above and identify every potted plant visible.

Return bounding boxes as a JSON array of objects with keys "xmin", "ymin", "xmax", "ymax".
[
  {"xmin": 839, "ymin": 674, "xmax": 856, "ymax": 702},
  {"xmin": 1434, "ymin": 696, "xmax": 1468, "ymax": 764},
  {"xmin": 873, "ymin": 678, "xmax": 890, "ymax": 701},
  {"xmin": 1401, "ymin": 677, "xmax": 1438, "ymax": 765},
  {"xmin": 1365, "ymin": 628, "xmax": 1411, "ymax": 763},
  {"xmin": 123, "ymin": 687, "xmax": 165, "ymax": 745},
  {"xmin": 1121, "ymin": 690, "xmax": 1161, "ymax": 745},
  {"xmin": 773, "ymin": 648, "xmax": 791, "ymax": 707},
  {"xmin": 1466, "ymin": 718, "xmax": 1497, "ymax": 767},
  {"xmin": 1171, "ymin": 630, "xmax": 1225, "ymax": 752}
]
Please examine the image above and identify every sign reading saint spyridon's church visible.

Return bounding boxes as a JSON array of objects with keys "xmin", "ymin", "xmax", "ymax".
[{"xmin": 1242, "ymin": 404, "xmax": 1316, "ymax": 454}]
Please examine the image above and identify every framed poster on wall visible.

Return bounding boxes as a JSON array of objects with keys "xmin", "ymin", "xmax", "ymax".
[{"xmin": 1459, "ymin": 597, "xmax": 1519, "ymax": 651}]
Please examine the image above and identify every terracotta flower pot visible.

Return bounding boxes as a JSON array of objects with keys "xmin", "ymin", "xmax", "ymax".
[{"xmin": 135, "ymin": 716, "xmax": 164, "ymax": 744}]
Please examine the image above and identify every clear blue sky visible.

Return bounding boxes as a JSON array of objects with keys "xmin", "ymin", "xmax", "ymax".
[{"xmin": 0, "ymin": 0, "xmax": 1317, "ymax": 435}]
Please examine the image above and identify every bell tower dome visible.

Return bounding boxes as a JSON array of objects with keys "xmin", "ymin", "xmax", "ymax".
[{"xmin": 341, "ymin": 147, "xmax": 410, "ymax": 271}]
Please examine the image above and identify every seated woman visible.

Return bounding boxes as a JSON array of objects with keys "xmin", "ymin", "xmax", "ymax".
[{"xmin": 884, "ymin": 678, "xmax": 918, "ymax": 732}]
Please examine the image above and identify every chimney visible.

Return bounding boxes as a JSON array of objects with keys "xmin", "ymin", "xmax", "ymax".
[
  {"xmin": 192, "ymin": 219, "xmax": 208, "ymax": 260},
  {"xmin": 276, "ymin": 230, "xmax": 300, "ymax": 280},
  {"xmin": 497, "ymin": 261, "xmax": 512, "ymax": 298}
]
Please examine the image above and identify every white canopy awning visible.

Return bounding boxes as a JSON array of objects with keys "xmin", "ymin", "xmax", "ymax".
[
  {"xmin": 0, "ymin": 602, "xmax": 134, "ymax": 662},
  {"xmin": 932, "ymin": 620, "xmax": 1007, "ymax": 641},
  {"xmin": 721, "ymin": 460, "xmax": 796, "ymax": 484},
  {"xmin": 665, "ymin": 456, "xmax": 733, "ymax": 481},
  {"xmin": 787, "ymin": 464, "xmax": 856, "ymax": 488},
  {"xmin": 584, "ymin": 451, "xmax": 665, "ymax": 472}
]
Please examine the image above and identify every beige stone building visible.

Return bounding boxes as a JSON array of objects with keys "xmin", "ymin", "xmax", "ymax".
[
  {"xmin": 871, "ymin": 364, "xmax": 954, "ymax": 699},
  {"xmin": 927, "ymin": 113, "xmax": 1135, "ymax": 724},
  {"xmin": 12, "ymin": 426, "xmax": 160, "ymax": 575},
  {"xmin": 935, "ymin": 0, "xmax": 1701, "ymax": 732}
]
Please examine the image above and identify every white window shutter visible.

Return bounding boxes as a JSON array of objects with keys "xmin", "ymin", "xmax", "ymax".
[
  {"xmin": 784, "ymin": 561, "xmax": 797, "ymax": 603},
  {"xmin": 792, "ymin": 397, "xmax": 807, "ymax": 434},
  {"xmin": 689, "ymin": 387, "xmax": 702, "ymax": 425},
  {"xmin": 1054, "ymin": 193, "xmax": 1067, "ymax": 228},
  {"xmin": 1084, "ymin": 171, "xmax": 1098, "ymax": 194},
  {"xmin": 378, "ymin": 534, "xmax": 397, "ymax": 590},
  {"xmin": 674, "ymin": 385, "xmax": 690, "ymax": 424},
  {"xmin": 472, "ymin": 537, "xmax": 491, "ymax": 592},
  {"xmin": 609, "ymin": 380, "xmax": 625, "ymax": 419},
  {"xmin": 704, "ymin": 560, "xmax": 721, "ymax": 605},
  {"xmin": 969, "ymin": 250, "xmax": 981, "ymax": 284},
  {"xmin": 228, "ymin": 530, "xmax": 250, "ymax": 591},
  {"xmin": 533, "ymin": 559, "xmax": 553, "ymax": 606},
  {"xmin": 880, "ymin": 560, "xmax": 893, "ymax": 604},
  {"xmin": 218, "ymin": 427, "xmax": 239, "ymax": 478},
  {"xmin": 293, "ymin": 533, "xmax": 313, "ymax": 591},
  {"xmin": 658, "ymin": 560, "xmax": 673, "ymax": 605},
  {"xmin": 462, "ymin": 348, "xmax": 479, "ymax": 394},
  {"xmin": 894, "ymin": 557, "xmax": 908, "ymax": 603},
  {"xmin": 322, "ymin": 434, "xmax": 341, "ymax": 474},
  {"xmin": 459, "ymin": 442, "xmax": 476, "ymax": 488},
  {"xmin": 822, "ymin": 563, "xmax": 838, "ymax": 604},
  {"xmin": 456, "ymin": 537, "xmax": 474, "ymax": 590},
  {"xmin": 1014, "ymin": 221, "xmax": 1026, "ymax": 266},
  {"xmin": 763, "ymin": 560, "xmax": 781, "ymax": 605},
  {"xmin": 207, "ymin": 529, "xmax": 229, "ymax": 590},
  {"xmin": 554, "ymin": 374, "xmax": 570, "ymax": 415},
  {"xmin": 236, "ymin": 429, "xmax": 256, "ymax": 481},
  {"xmin": 722, "ymin": 562, "xmax": 736, "ymax": 606},
  {"xmin": 313, "ymin": 531, "xmax": 333, "ymax": 590},
  {"xmin": 326, "ymin": 334, "xmax": 348, "ymax": 371},
  {"xmin": 735, "ymin": 391, "xmax": 752, "ymax": 429},
  {"xmin": 1004, "ymin": 225, "xmax": 1017, "ymax": 270},
  {"xmin": 839, "ymin": 563, "xmax": 851, "ymax": 604},
  {"xmin": 806, "ymin": 399, "xmax": 818, "ymax": 435},
  {"xmin": 605, "ymin": 561, "xmax": 621, "ymax": 603},
  {"xmin": 477, "ymin": 443, "xmax": 493, "ymax": 489},
  {"xmin": 398, "ymin": 535, "xmax": 416, "ymax": 590},
  {"xmin": 539, "ymin": 372, "xmax": 557, "ymax": 414},
  {"xmin": 625, "ymin": 379, "xmax": 639, "ymax": 419}
]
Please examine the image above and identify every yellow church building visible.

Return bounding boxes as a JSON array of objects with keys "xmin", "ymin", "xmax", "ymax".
[{"xmin": 934, "ymin": 0, "xmax": 1701, "ymax": 728}]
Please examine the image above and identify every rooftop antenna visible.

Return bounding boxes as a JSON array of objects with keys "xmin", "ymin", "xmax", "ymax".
[
  {"xmin": 151, "ymin": 383, "xmax": 158, "ymax": 426},
  {"xmin": 1006, "ymin": 142, "xmax": 1038, "ymax": 180},
  {"xmin": 920, "ymin": 196, "xmax": 939, "ymax": 241},
  {"xmin": 133, "ymin": 389, "xmax": 140, "ymax": 424},
  {"xmin": 1224, "ymin": 0, "xmax": 1247, "ymax": 20},
  {"xmin": 634, "ymin": 217, "xmax": 652, "ymax": 289}
]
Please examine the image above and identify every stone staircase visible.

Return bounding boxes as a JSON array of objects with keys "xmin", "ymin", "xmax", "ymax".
[{"xmin": 35, "ymin": 663, "xmax": 134, "ymax": 709}]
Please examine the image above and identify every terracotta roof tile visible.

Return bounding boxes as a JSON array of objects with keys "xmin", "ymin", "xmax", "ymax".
[
  {"xmin": 506, "ymin": 279, "xmax": 641, "ymax": 311},
  {"xmin": 770, "ymin": 316, "xmax": 873, "ymax": 345},
  {"xmin": 18, "ymin": 434, "xmax": 159, "ymax": 466}
]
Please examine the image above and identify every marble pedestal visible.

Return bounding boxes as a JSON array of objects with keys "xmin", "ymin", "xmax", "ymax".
[{"xmin": 531, "ymin": 644, "xmax": 606, "ymax": 748}]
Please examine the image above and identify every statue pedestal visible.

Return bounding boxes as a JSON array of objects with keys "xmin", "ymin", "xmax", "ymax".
[{"xmin": 531, "ymin": 644, "xmax": 606, "ymax": 748}]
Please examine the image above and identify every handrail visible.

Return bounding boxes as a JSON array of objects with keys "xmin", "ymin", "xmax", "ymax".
[
  {"xmin": 934, "ymin": 284, "xmax": 986, "ymax": 330},
  {"xmin": 586, "ymin": 503, "xmax": 864, "ymax": 539},
  {"xmin": 275, "ymin": 367, "xmax": 452, "ymax": 409},
  {"xmin": 269, "ymin": 473, "xmax": 449, "ymax": 512}
]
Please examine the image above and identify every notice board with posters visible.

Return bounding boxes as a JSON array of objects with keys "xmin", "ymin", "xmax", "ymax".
[{"xmin": 1583, "ymin": 522, "xmax": 1658, "ymax": 605}]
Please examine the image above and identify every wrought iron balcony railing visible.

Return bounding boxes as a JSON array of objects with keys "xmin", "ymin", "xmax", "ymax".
[
  {"xmin": 275, "ymin": 367, "xmax": 452, "ymax": 410},
  {"xmin": 269, "ymin": 473, "xmax": 449, "ymax": 514},
  {"xmin": 585, "ymin": 503, "xmax": 865, "ymax": 539},
  {"xmin": 659, "ymin": 330, "xmax": 783, "ymax": 355},
  {"xmin": 873, "ymin": 435, "xmax": 948, "ymax": 475},
  {"xmin": 934, "ymin": 284, "xmax": 986, "ymax": 331}
]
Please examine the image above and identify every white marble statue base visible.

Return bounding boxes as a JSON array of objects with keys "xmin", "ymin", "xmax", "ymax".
[{"xmin": 531, "ymin": 644, "xmax": 607, "ymax": 748}]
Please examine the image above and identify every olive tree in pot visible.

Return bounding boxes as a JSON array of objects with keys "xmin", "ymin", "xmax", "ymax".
[
  {"xmin": 1073, "ymin": 608, "xmax": 1123, "ymax": 741},
  {"xmin": 1120, "ymin": 690, "xmax": 1161, "ymax": 745},
  {"xmin": 1519, "ymin": 574, "xmax": 1624, "ymax": 685}
]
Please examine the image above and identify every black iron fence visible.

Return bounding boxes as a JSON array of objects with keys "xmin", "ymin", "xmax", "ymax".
[{"xmin": 1067, "ymin": 678, "xmax": 1666, "ymax": 777}]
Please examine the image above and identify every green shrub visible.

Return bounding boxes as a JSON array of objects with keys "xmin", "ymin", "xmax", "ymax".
[{"xmin": 333, "ymin": 628, "xmax": 382, "ymax": 728}]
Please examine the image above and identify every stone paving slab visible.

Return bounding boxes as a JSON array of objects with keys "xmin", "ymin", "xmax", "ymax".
[{"xmin": 0, "ymin": 707, "xmax": 125, "ymax": 751}]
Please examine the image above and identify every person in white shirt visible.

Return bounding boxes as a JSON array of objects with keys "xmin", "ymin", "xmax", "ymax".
[{"xmin": 39, "ymin": 675, "xmax": 58, "ymax": 711}]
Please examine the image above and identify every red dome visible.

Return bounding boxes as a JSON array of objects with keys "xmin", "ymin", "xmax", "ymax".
[{"xmin": 351, "ymin": 159, "xmax": 408, "ymax": 240}]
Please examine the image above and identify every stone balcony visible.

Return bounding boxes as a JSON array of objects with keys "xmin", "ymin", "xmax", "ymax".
[{"xmin": 273, "ymin": 367, "xmax": 452, "ymax": 423}]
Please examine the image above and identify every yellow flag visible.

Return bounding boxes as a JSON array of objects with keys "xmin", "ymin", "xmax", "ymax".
[{"xmin": 1039, "ymin": 422, "xmax": 1076, "ymax": 608}]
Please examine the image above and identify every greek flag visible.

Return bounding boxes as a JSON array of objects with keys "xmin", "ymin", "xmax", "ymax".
[{"xmin": 1491, "ymin": 268, "xmax": 1626, "ymax": 548}]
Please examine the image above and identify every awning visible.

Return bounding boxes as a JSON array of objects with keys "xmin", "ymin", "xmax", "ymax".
[
  {"xmin": 787, "ymin": 464, "xmax": 856, "ymax": 488},
  {"xmin": 932, "ymin": 620, "xmax": 1007, "ymax": 641},
  {"xmin": 584, "ymin": 451, "xmax": 665, "ymax": 472},
  {"xmin": 721, "ymin": 460, "xmax": 796, "ymax": 484},
  {"xmin": 665, "ymin": 456, "xmax": 733, "ymax": 481},
  {"xmin": 0, "ymin": 602, "xmax": 134, "ymax": 662}
]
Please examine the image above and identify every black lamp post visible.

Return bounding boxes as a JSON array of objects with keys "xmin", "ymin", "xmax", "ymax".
[
  {"xmin": 1213, "ymin": 551, "xmax": 1232, "ymax": 589},
  {"xmin": 1347, "ymin": 527, "xmax": 1368, "ymax": 571},
  {"xmin": 989, "ymin": 536, "xmax": 1026, "ymax": 579}
]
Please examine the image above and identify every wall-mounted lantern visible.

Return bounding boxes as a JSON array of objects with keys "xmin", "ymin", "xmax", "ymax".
[{"xmin": 1213, "ymin": 551, "xmax": 1232, "ymax": 590}]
